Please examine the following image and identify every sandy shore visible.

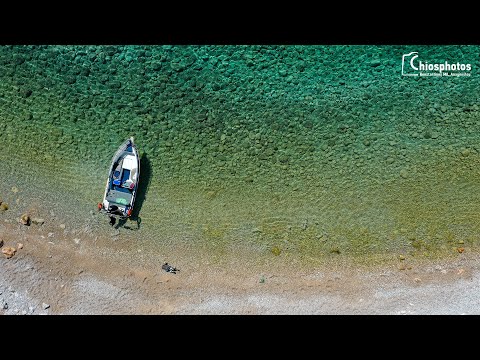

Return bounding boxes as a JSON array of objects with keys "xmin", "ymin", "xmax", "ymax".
[{"xmin": 1, "ymin": 216, "xmax": 479, "ymax": 315}]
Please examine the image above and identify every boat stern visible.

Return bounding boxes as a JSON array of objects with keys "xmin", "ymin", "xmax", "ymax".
[{"xmin": 101, "ymin": 199, "xmax": 132, "ymax": 218}]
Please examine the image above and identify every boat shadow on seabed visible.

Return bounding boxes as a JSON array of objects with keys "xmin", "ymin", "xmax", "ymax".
[{"xmin": 114, "ymin": 152, "xmax": 152, "ymax": 230}]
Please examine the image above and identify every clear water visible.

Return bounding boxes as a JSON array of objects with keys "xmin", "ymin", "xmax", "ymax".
[{"xmin": 1, "ymin": 45, "xmax": 479, "ymax": 261}]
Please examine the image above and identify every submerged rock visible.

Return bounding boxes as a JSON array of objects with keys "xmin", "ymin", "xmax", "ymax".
[{"xmin": 461, "ymin": 148, "xmax": 470, "ymax": 157}]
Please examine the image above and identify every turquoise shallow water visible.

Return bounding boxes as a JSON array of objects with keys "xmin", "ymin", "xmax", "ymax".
[{"xmin": 1, "ymin": 45, "xmax": 480, "ymax": 260}]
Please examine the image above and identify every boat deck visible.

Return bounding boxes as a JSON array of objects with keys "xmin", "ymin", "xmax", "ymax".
[
  {"xmin": 102, "ymin": 138, "xmax": 139, "ymax": 214},
  {"xmin": 105, "ymin": 188, "xmax": 133, "ymax": 206}
]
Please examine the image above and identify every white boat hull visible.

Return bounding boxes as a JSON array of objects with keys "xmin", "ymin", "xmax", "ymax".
[{"xmin": 99, "ymin": 137, "xmax": 140, "ymax": 219}]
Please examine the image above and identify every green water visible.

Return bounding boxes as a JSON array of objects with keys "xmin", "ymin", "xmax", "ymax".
[{"xmin": 1, "ymin": 45, "xmax": 480, "ymax": 260}]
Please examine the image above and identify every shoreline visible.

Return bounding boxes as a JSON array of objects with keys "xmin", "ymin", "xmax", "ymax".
[
  {"xmin": 1, "ymin": 164, "xmax": 478, "ymax": 315},
  {"xmin": 1, "ymin": 218, "xmax": 478, "ymax": 314},
  {"xmin": 1, "ymin": 153, "xmax": 478, "ymax": 314}
]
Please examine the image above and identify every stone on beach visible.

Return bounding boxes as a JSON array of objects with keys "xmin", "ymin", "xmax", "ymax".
[
  {"xmin": 2, "ymin": 247, "xmax": 16, "ymax": 258},
  {"xmin": 20, "ymin": 214, "xmax": 30, "ymax": 226},
  {"xmin": 31, "ymin": 218, "xmax": 45, "ymax": 225}
]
